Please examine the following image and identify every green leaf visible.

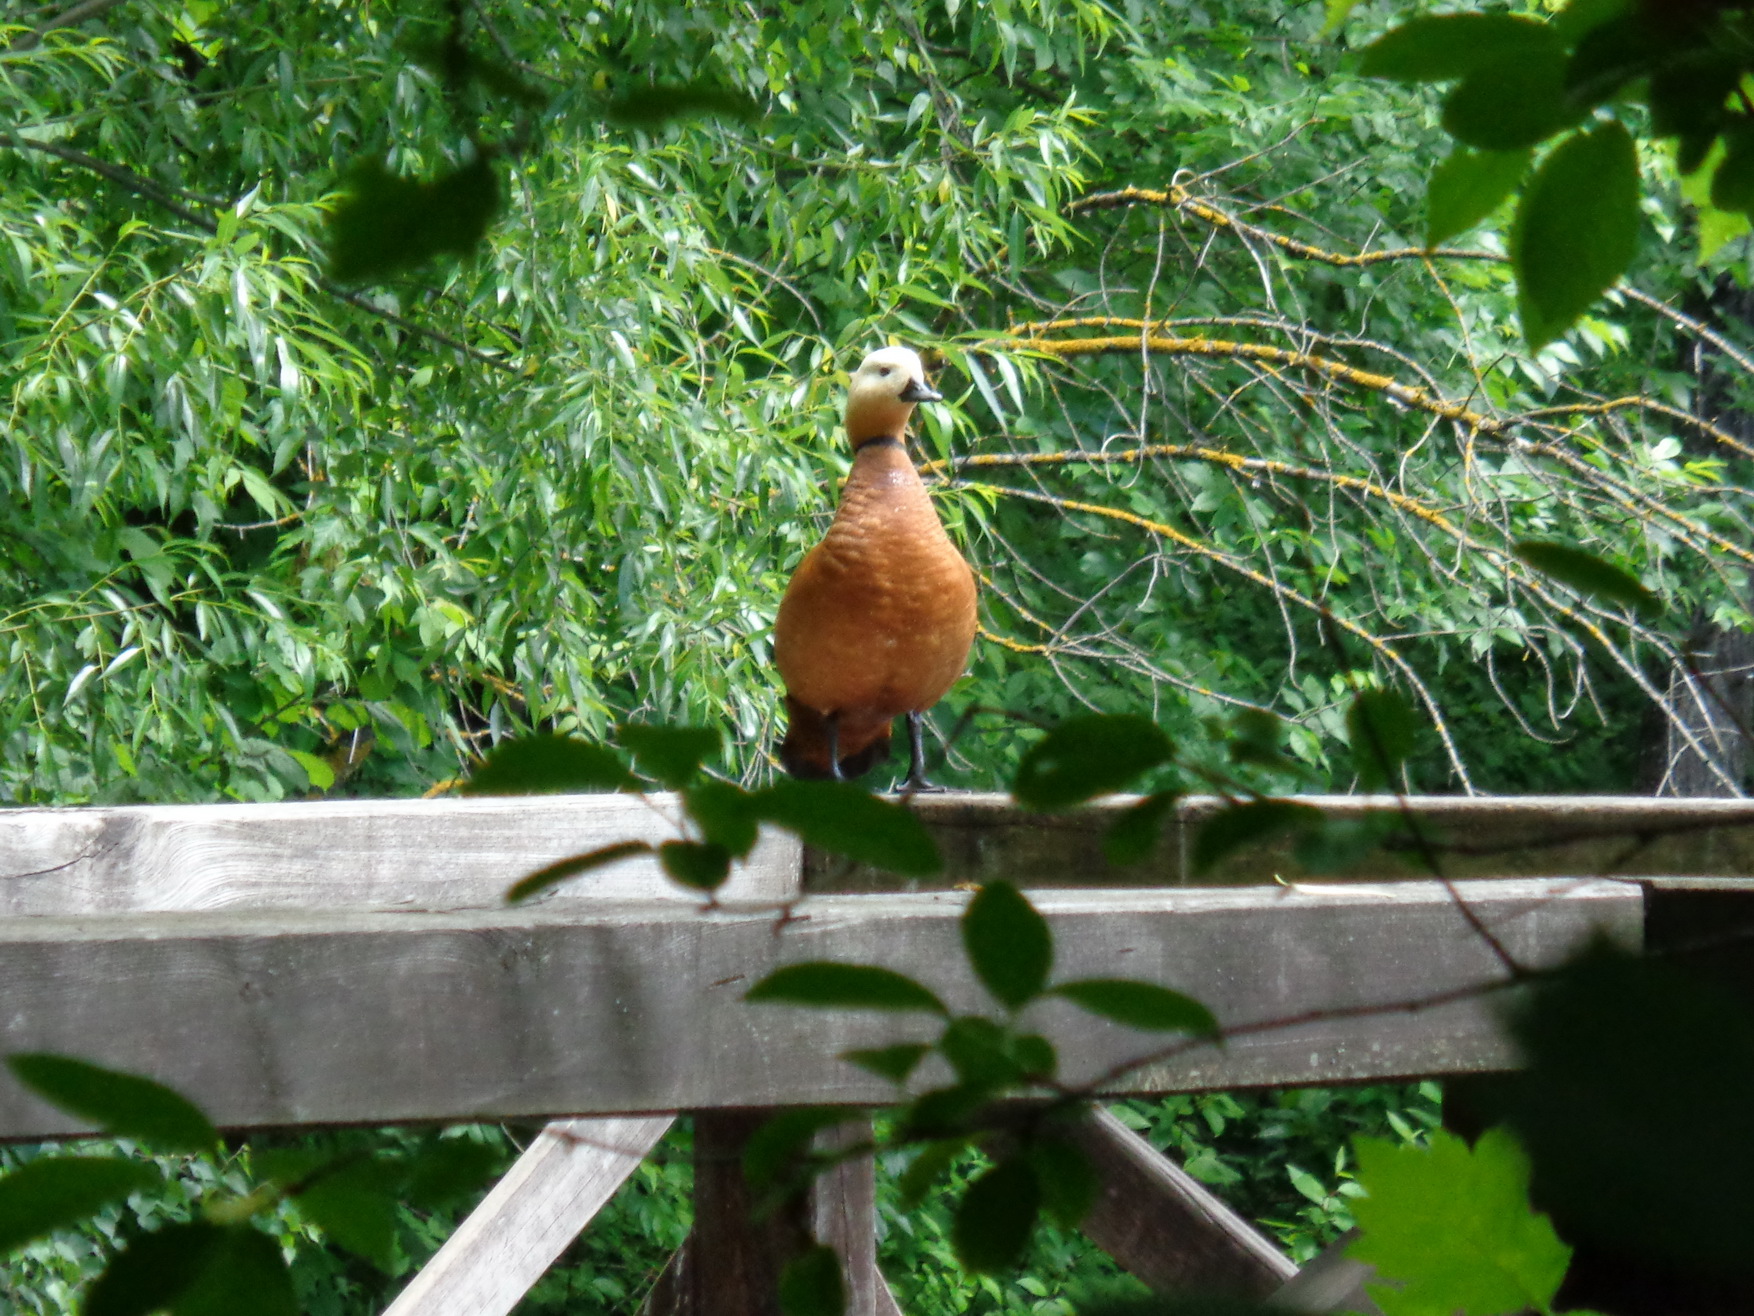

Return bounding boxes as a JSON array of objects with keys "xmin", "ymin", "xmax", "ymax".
[
  {"xmin": 326, "ymin": 154, "xmax": 500, "ymax": 283},
  {"xmin": 952, "ymin": 1156, "xmax": 1041, "ymax": 1272},
  {"xmin": 1029, "ymin": 1136, "xmax": 1099, "ymax": 1228},
  {"xmin": 0, "ymin": 1156, "xmax": 158, "ymax": 1255},
  {"xmin": 939, "ymin": 1016, "xmax": 1025, "ymax": 1089},
  {"xmin": 83, "ymin": 1222, "xmax": 224, "ymax": 1316},
  {"xmin": 752, "ymin": 779, "xmax": 941, "ymax": 876},
  {"xmin": 462, "ymin": 733, "xmax": 635, "ymax": 795},
  {"xmin": 1511, "ymin": 122, "xmax": 1638, "ymax": 350},
  {"xmin": 1488, "ymin": 942, "xmax": 1754, "ymax": 1273},
  {"xmin": 902, "ymin": 1083, "xmax": 994, "ymax": 1139},
  {"xmin": 1010, "ymin": 1033, "xmax": 1057, "ymax": 1080},
  {"xmin": 1359, "ymin": 14, "xmax": 1562, "ymax": 83},
  {"xmin": 1346, "ymin": 687, "xmax": 1418, "ymax": 791},
  {"xmin": 294, "ymin": 1157, "xmax": 402, "ymax": 1271},
  {"xmin": 615, "ymin": 722, "xmax": 721, "ymax": 788},
  {"xmin": 897, "ymin": 1138, "xmax": 971, "ymax": 1207},
  {"xmin": 684, "ymin": 780, "xmax": 762, "ymax": 856},
  {"xmin": 779, "ymin": 1243, "xmax": 846, "ymax": 1316},
  {"xmin": 6, "ymin": 1054, "xmax": 217, "ymax": 1152},
  {"xmin": 658, "ymin": 839, "xmax": 733, "ymax": 892},
  {"xmin": 962, "ymin": 881, "xmax": 1052, "ymax": 1009},
  {"xmin": 746, "ymin": 962, "xmax": 947, "ymax": 1013},
  {"xmin": 174, "ymin": 1227, "xmax": 297, "ymax": 1316},
  {"xmin": 604, "ymin": 81, "xmax": 760, "ymax": 128},
  {"xmin": 1442, "ymin": 49, "xmax": 1573, "ymax": 152},
  {"xmin": 504, "ymin": 840, "xmax": 654, "ymax": 903},
  {"xmin": 403, "ymin": 1137, "xmax": 502, "ymax": 1210},
  {"xmin": 1710, "ymin": 123, "xmax": 1754, "ymax": 217},
  {"xmin": 1191, "ymin": 800, "xmax": 1324, "ymax": 875},
  {"xmin": 1011, "ymin": 715, "xmax": 1170, "ymax": 811},
  {"xmin": 1349, "ymin": 1127, "xmax": 1570, "ymax": 1316},
  {"xmin": 744, "ymin": 1107, "xmax": 852, "ymax": 1190},
  {"xmin": 1425, "ymin": 147, "xmax": 1530, "ymax": 247},
  {"xmin": 1049, "ymin": 979, "xmax": 1217, "ymax": 1035},
  {"xmin": 1513, "ymin": 540, "xmax": 1658, "ymax": 616},
  {"xmin": 1102, "ymin": 790, "xmax": 1179, "ymax": 867},
  {"xmin": 840, "ymin": 1043, "xmax": 931, "ymax": 1083}
]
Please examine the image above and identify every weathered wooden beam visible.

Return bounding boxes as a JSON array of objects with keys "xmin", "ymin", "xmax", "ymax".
[
  {"xmin": 0, "ymin": 793, "xmax": 799, "ymax": 915},
  {"xmin": 382, "ymin": 1114, "xmax": 674, "ymax": 1316},
  {"xmin": 0, "ymin": 880, "xmax": 1637, "ymax": 1139},
  {"xmin": 1267, "ymin": 1228, "xmax": 1381, "ymax": 1314},
  {"xmin": 1071, "ymin": 1107, "xmax": 1296, "ymax": 1296},
  {"xmin": 807, "ymin": 793, "xmax": 1754, "ymax": 890}
]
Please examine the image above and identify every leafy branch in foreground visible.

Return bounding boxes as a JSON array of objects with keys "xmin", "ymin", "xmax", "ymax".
[
  {"xmin": 745, "ymin": 878, "xmax": 1215, "ymax": 1280},
  {"xmin": 0, "ymin": 1055, "xmax": 498, "ymax": 1313}
]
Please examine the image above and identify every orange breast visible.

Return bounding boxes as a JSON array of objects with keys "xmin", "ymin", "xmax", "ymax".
[{"xmin": 775, "ymin": 443, "xmax": 977, "ymax": 725}]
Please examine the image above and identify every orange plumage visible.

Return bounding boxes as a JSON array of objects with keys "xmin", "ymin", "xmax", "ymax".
[{"xmin": 774, "ymin": 347, "xmax": 977, "ymax": 784}]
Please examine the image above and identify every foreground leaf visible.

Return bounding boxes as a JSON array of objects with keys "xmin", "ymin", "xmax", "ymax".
[
  {"xmin": 1511, "ymin": 121, "xmax": 1638, "ymax": 350},
  {"xmin": 658, "ymin": 839, "xmax": 733, "ymax": 892},
  {"xmin": 1359, "ymin": 14, "xmax": 1562, "ymax": 82},
  {"xmin": 753, "ymin": 779, "xmax": 941, "ymax": 876},
  {"xmin": 174, "ymin": 1226, "xmax": 297, "ymax": 1316},
  {"xmin": 841, "ymin": 1042, "xmax": 931, "ymax": 1083},
  {"xmin": 746, "ymin": 962, "xmax": 947, "ymax": 1014},
  {"xmin": 1426, "ymin": 147, "xmax": 1529, "ymax": 247},
  {"xmin": 0, "ymin": 1156, "xmax": 158, "ymax": 1254},
  {"xmin": 1346, "ymin": 687, "xmax": 1418, "ymax": 791},
  {"xmin": 615, "ymin": 723, "xmax": 721, "ymax": 788},
  {"xmin": 744, "ymin": 1107, "xmax": 854, "ymax": 1190},
  {"xmin": 953, "ymin": 1156, "xmax": 1040, "ymax": 1272},
  {"xmin": 778, "ymin": 1243, "xmax": 846, "ymax": 1316},
  {"xmin": 1050, "ymin": 979, "xmax": 1217, "ymax": 1035},
  {"xmin": 504, "ymin": 840, "xmax": 654, "ymax": 904},
  {"xmin": 294, "ymin": 1157, "xmax": 403, "ymax": 1271},
  {"xmin": 1349, "ymin": 1127, "xmax": 1569, "ymax": 1316},
  {"xmin": 84, "ymin": 1222, "xmax": 224, "ymax": 1316},
  {"xmin": 1102, "ymin": 790, "xmax": 1179, "ymax": 867},
  {"xmin": 1485, "ymin": 942, "xmax": 1754, "ymax": 1275},
  {"xmin": 463, "ymin": 733, "xmax": 635, "ymax": 795},
  {"xmin": 327, "ymin": 154, "xmax": 500, "ymax": 283},
  {"xmin": 7, "ymin": 1054, "xmax": 216, "ymax": 1152},
  {"xmin": 1191, "ymin": 800, "xmax": 1323, "ymax": 875},
  {"xmin": 1514, "ymin": 540, "xmax": 1658, "ymax": 616},
  {"xmin": 962, "ymin": 881, "xmax": 1052, "ymax": 1009},
  {"xmin": 1011, "ymin": 714, "xmax": 1171, "ymax": 811}
]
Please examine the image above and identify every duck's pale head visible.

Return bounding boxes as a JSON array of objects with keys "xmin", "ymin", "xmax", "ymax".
[{"xmin": 844, "ymin": 346, "xmax": 941, "ymax": 446}]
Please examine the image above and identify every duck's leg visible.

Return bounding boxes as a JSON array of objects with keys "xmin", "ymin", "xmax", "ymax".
[
  {"xmin": 899, "ymin": 710, "xmax": 947, "ymax": 793},
  {"xmin": 826, "ymin": 711, "xmax": 845, "ymax": 782}
]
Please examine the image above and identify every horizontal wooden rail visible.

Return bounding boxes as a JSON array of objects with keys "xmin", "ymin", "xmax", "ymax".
[
  {"xmin": 0, "ymin": 880, "xmax": 1637, "ymax": 1140},
  {"xmin": 0, "ymin": 793, "xmax": 798, "ymax": 915},
  {"xmin": 810, "ymin": 793, "xmax": 1754, "ymax": 890}
]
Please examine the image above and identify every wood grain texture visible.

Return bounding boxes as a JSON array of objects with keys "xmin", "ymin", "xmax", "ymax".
[
  {"xmin": 805, "ymin": 792, "xmax": 1754, "ymax": 891},
  {"xmin": 1071, "ymin": 1107, "xmax": 1296, "ymax": 1297},
  {"xmin": 0, "ymin": 880, "xmax": 1638, "ymax": 1139},
  {"xmin": 0, "ymin": 793, "xmax": 800, "ymax": 915},
  {"xmin": 381, "ymin": 1114, "xmax": 673, "ymax": 1316}
]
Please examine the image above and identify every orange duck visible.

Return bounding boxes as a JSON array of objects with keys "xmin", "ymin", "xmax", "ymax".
[{"xmin": 774, "ymin": 346, "xmax": 977, "ymax": 787}]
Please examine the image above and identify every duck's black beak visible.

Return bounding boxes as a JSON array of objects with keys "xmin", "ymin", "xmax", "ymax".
[{"xmin": 899, "ymin": 377, "xmax": 942, "ymax": 403}]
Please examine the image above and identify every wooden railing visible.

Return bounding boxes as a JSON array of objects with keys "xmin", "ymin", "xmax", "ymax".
[{"xmin": 2, "ymin": 792, "xmax": 1747, "ymax": 1314}]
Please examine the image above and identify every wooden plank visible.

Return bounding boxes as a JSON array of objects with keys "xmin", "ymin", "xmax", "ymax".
[
  {"xmin": 382, "ymin": 1114, "xmax": 673, "ymax": 1316},
  {"xmin": 0, "ymin": 880, "xmax": 1638, "ymax": 1139},
  {"xmin": 686, "ymin": 1110, "xmax": 812, "ymax": 1316},
  {"xmin": 1070, "ymin": 1107, "xmax": 1296, "ymax": 1296},
  {"xmin": 0, "ymin": 793, "xmax": 800, "ymax": 915},
  {"xmin": 806, "ymin": 793, "xmax": 1754, "ymax": 890},
  {"xmin": 811, "ymin": 1118, "xmax": 881, "ymax": 1316},
  {"xmin": 1267, "ymin": 1229, "xmax": 1381, "ymax": 1314},
  {"xmin": 642, "ymin": 1120, "xmax": 902, "ymax": 1316}
]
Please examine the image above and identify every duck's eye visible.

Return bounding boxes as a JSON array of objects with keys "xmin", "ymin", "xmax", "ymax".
[{"xmin": 878, "ymin": 367, "xmax": 891, "ymax": 376}]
